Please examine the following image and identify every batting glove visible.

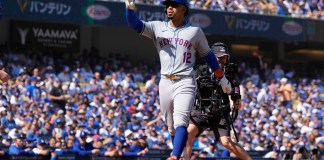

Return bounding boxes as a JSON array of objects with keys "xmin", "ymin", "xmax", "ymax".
[
  {"xmin": 125, "ymin": 0, "xmax": 136, "ymax": 10},
  {"xmin": 219, "ymin": 76, "xmax": 232, "ymax": 94}
]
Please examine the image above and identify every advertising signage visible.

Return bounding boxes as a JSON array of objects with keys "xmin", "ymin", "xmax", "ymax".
[
  {"xmin": 5, "ymin": 0, "xmax": 82, "ymax": 24},
  {"xmin": 11, "ymin": 20, "xmax": 80, "ymax": 52},
  {"xmin": 2, "ymin": 0, "xmax": 324, "ymax": 42}
]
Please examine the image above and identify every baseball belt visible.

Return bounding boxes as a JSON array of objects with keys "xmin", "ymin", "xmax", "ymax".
[{"xmin": 163, "ymin": 75, "xmax": 192, "ymax": 80}]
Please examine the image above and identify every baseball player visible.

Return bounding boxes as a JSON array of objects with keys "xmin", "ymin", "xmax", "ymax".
[
  {"xmin": 186, "ymin": 42, "xmax": 251, "ymax": 160},
  {"xmin": 125, "ymin": 1, "xmax": 232, "ymax": 159}
]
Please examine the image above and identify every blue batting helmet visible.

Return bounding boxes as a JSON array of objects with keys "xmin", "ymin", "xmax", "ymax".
[{"xmin": 163, "ymin": 0, "xmax": 189, "ymax": 16}]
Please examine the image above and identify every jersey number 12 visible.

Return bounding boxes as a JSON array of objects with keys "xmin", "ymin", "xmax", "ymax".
[{"xmin": 183, "ymin": 52, "xmax": 192, "ymax": 64}]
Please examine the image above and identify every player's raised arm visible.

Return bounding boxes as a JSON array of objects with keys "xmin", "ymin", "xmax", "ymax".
[{"xmin": 125, "ymin": 0, "xmax": 144, "ymax": 33}]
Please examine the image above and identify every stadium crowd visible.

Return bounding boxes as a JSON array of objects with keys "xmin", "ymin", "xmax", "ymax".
[
  {"xmin": 0, "ymin": 45, "xmax": 323, "ymax": 159},
  {"xmin": 105, "ymin": 0, "xmax": 324, "ymax": 20}
]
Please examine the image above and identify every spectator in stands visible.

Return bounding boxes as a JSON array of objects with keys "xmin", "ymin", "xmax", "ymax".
[
  {"xmin": 120, "ymin": 142, "xmax": 136, "ymax": 156},
  {"xmin": 202, "ymin": 140, "xmax": 220, "ymax": 157},
  {"xmin": 39, "ymin": 122, "xmax": 52, "ymax": 141},
  {"xmin": 278, "ymin": 77, "xmax": 293, "ymax": 108},
  {"xmin": 100, "ymin": 121, "xmax": 112, "ymax": 136},
  {"xmin": 317, "ymin": 141, "xmax": 324, "ymax": 158},
  {"xmin": 9, "ymin": 134, "xmax": 34, "ymax": 155},
  {"xmin": 121, "ymin": 73, "xmax": 136, "ymax": 90},
  {"xmin": 258, "ymin": 0, "xmax": 277, "ymax": 14},
  {"xmin": 82, "ymin": 64, "xmax": 94, "ymax": 82},
  {"xmin": 48, "ymin": 137, "xmax": 56, "ymax": 151},
  {"xmin": 1, "ymin": 111, "xmax": 16, "ymax": 133},
  {"xmin": 93, "ymin": 71, "xmax": 102, "ymax": 84},
  {"xmin": 132, "ymin": 67, "xmax": 144, "ymax": 83},
  {"xmin": 271, "ymin": 64, "xmax": 285, "ymax": 81},
  {"xmin": 57, "ymin": 66, "xmax": 71, "ymax": 82},
  {"xmin": 0, "ymin": 135, "xmax": 8, "ymax": 155},
  {"xmin": 144, "ymin": 74, "xmax": 158, "ymax": 92},
  {"xmin": 128, "ymin": 115, "xmax": 142, "ymax": 132},
  {"xmin": 293, "ymin": 146, "xmax": 310, "ymax": 160},
  {"xmin": 263, "ymin": 147, "xmax": 282, "ymax": 159},
  {"xmin": 282, "ymin": 142, "xmax": 294, "ymax": 159},
  {"xmin": 257, "ymin": 83, "xmax": 269, "ymax": 106},
  {"xmin": 32, "ymin": 67, "xmax": 41, "ymax": 81},
  {"xmin": 193, "ymin": 134, "xmax": 209, "ymax": 149},
  {"xmin": 24, "ymin": 138, "xmax": 35, "ymax": 149},
  {"xmin": 198, "ymin": 150, "xmax": 208, "ymax": 158},
  {"xmin": 86, "ymin": 116, "xmax": 99, "ymax": 135},
  {"xmin": 66, "ymin": 138, "xmax": 75, "ymax": 149},
  {"xmin": 72, "ymin": 68, "xmax": 86, "ymax": 83},
  {"xmin": 100, "ymin": 141, "xmax": 118, "ymax": 156},
  {"xmin": 26, "ymin": 124, "xmax": 39, "ymax": 141},
  {"xmin": 32, "ymin": 139, "xmax": 49, "ymax": 156},
  {"xmin": 54, "ymin": 137, "xmax": 76, "ymax": 155},
  {"xmin": 111, "ymin": 72, "xmax": 120, "ymax": 88},
  {"xmin": 85, "ymin": 77, "xmax": 99, "ymax": 102},
  {"xmin": 48, "ymin": 78, "xmax": 66, "ymax": 111},
  {"xmin": 0, "ymin": 44, "xmax": 323, "ymax": 159},
  {"xmin": 129, "ymin": 135, "xmax": 149, "ymax": 156},
  {"xmin": 73, "ymin": 131, "xmax": 100, "ymax": 155},
  {"xmin": 44, "ymin": 66, "xmax": 56, "ymax": 79},
  {"xmin": 152, "ymin": 135, "xmax": 168, "ymax": 149}
]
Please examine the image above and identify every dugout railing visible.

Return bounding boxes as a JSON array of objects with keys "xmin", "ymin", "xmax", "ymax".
[{"xmin": 0, "ymin": 149, "xmax": 309, "ymax": 160}]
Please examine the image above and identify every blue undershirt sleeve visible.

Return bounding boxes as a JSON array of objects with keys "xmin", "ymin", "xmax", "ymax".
[
  {"xmin": 125, "ymin": 9, "xmax": 144, "ymax": 33},
  {"xmin": 203, "ymin": 51, "xmax": 224, "ymax": 78},
  {"xmin": 203, "ymin": 51, "xmax": 221, "ymax": 71}
]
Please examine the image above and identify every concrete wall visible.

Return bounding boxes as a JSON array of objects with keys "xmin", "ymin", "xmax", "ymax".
[
  {"xmin": 0, "ymin": 19, "xmax": 10, "ymax": 44},
  {"xmin": 80, "ymin": 25, "xmax": 159, "ymax": 63}
]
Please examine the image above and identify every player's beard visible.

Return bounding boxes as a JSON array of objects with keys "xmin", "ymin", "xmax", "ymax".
[{"xmin": 167, "ymin": 13, "xmax": 174, "ymax": 20}]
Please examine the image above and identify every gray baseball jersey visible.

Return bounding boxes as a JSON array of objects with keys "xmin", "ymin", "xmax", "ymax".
[{"xmin": 141, "ymin": 21, "xmax": 211, "ymax": 76}]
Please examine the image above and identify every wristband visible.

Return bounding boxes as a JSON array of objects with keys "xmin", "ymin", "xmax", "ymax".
[{"xmin": 214, "ymin": 68, "xmax": 224, "ymax": 78}]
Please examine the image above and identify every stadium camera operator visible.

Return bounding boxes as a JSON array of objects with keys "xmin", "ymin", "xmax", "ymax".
[{"xmin": 185, "ymin": 42, "xmax": 251, "ymax": 159}]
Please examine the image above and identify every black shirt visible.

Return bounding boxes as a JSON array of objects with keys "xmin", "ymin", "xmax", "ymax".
[{"xmin": 49, "ymin": 86, "xmax": 66, "ymax": 109}]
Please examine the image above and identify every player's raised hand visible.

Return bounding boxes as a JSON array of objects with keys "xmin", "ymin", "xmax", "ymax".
[
  {"xmin": 125, "ymin": 0, "xmax": 136, "ymax": 10},
  {"xmin": 219, "ymin": 76, "xmax": 232, "ymax": 94},
  {"xmin": 0, "ymin": 70, "xmax": 9, "ymax": 82}
]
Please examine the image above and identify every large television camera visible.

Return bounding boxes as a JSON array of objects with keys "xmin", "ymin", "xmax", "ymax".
[{"xmin": 195, "ymin": 63, "xmax": 239, "ymax": 117}]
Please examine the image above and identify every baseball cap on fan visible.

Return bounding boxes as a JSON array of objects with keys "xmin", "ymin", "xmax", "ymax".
[
  {"xmin": 125, "ymin": 129, "xmax": 133, "ymax": 138},
  {"xmin": 280, "ymin": 78, "xmax": 288, "ymax": 83},
  {"xmin": 37, "ymin": 139, "xmax": 47, "ymax": 145},
  {"xmin": 79, "ymin": 131, "xmax": 88, "ymax": 139}
]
